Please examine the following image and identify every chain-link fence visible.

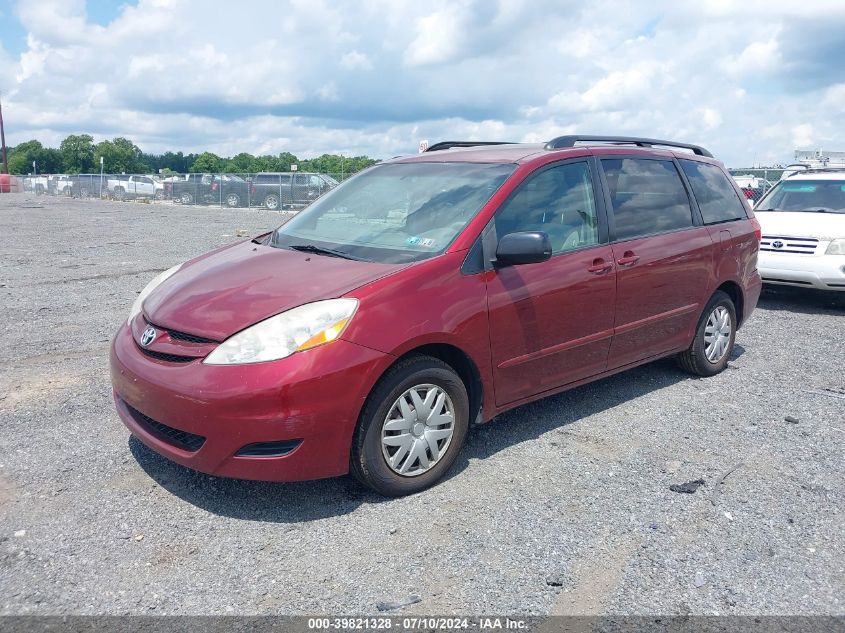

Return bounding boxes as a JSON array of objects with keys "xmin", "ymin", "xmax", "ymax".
[
  {"xmin": 728, "ymin": 168, "xmax": 783, "ymax": 205},
  {"xmin": 4, "ymin": 166, "xmax": 798, "ymax": 210},
  {"xmin": 9, "ymin": 171, "xmax": 349, "ymax": 210}
]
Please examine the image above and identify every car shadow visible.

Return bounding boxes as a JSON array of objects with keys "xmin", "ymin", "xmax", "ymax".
[
  {"xmin": 449, "ymin": 358, "xmax": 691, "ymax": 473},
  {"xmin": 130, "ymin": 357, "xmax": 697, "ymax": 522},
  {"xmin": 757, "ymin": 286, "xmax": 845, "ymax": 315}
]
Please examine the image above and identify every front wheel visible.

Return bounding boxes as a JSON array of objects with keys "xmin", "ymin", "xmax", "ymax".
[
  {"xmin": 677, "ymin": 290, "xmax": 736, "ymax": 377},
  {"xmin": 351, "ymin": 356, "xmax": 469, "ymax": 497},
  {"xmin": 179, "ymin": 192, "xmax": 194, "ymax": 205},
  {"xmin": 225, "ymin": 193, "xmax": 241, "ymax": 208}
]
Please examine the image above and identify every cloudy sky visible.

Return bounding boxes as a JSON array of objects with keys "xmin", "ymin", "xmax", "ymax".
[{"xmin": 1, "ymin": 0, "xmax": 844, "ymax": 165}]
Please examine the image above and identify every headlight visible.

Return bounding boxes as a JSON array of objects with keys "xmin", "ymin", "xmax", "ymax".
[
  {"xmin": 128, "ymin": 264, "xmax": 182, "ymax": 324},
  {"xmin": 203, "ymin": 298, "xmax": 358, "ymax": 365},
  {"xmin": 826, "ymin": 239, "xmax": 845, "ymax": 255}
]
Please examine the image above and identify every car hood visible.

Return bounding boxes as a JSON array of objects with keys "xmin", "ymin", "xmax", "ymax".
[
  {"xmin": 756, "ymin": 211, "xmax": 845, "ymax": 240},
  {"xmin": 143, "ymin": 240, "xmax": 405, "ymax": 341}
]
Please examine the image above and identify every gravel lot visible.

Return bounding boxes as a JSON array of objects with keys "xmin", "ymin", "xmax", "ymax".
[{"xmin": 0, "ymin": 193, "xmax": 843, "ymax": 616}]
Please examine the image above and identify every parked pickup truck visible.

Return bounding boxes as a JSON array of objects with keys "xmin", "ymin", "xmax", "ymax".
[
  {"xmin": 166, "ymin": 173, "xmax": 254, "ymax": 207},
  {"xmin": 250, "ymin": 172, "xmax": 338, "ymax": 210},
  {"xmin": 106, "ymin": 175, "xmax": 164, "ymax": 200}
]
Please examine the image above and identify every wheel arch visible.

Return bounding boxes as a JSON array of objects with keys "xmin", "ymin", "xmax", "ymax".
[
  {"xmin": 376, "ymin": 343, "xmax": 484, "ymax": 426},
  {"xmin": 715, "ymin": 280, "xmax": 744, "ymax": 327}
]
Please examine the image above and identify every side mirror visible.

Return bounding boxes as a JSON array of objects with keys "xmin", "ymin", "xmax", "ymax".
[{"xmin": 495, "ymin": 231, "xmax": 552, "ymax": 266}]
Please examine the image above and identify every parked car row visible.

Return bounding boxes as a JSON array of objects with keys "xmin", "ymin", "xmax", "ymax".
[{"xmin": 19, "ymin": 171, "xmax": 340, "ymax": 208}]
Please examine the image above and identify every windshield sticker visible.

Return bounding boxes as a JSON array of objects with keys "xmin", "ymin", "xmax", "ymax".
[
  {"xmin": 781, "ymin": 184, "xmax": 817, "ymax": 192},
  {"xmin": 406, "ymin": 237, "xmax": 437, "ymax": 248}
]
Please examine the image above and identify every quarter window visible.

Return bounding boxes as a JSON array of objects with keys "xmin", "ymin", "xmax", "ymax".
[
  {"xmin": 494, "ymin": 162, "xmax": 600, "ymax": 254},
  {"xmin": 679, "ymin": 159, "xmax": 748, "ymax": 223},
  {"xmin": 602, "ymin": 158, "xmax": 694, "ymax": 240}
]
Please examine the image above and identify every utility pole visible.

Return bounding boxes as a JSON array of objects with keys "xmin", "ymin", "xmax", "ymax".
[{"xmin": 0, "ymin": 93, "xmax": 8, "ymax": 174}]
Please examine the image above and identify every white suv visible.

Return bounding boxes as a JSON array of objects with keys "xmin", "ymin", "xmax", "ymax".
[{"xmin": 754, "ymin": 169, "xmax": 845, "ymax": 291}]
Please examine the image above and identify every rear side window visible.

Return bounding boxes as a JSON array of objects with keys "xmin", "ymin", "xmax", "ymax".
[
  {"xmin": 602, "ymin": 158, "xmax": 693, "ymax": 240},
  {"xmin": 679, "ymin": 159, "xmax": 747, "ymax": 223}
]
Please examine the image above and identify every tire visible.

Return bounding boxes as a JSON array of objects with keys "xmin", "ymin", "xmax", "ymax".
[
  {"xmin": 264, "ymin": 194, "xmax": 280, "ymax": 210},
  {"xmin": 677, "ymin": 290, "xmax": 736, "ymax": 377},
  {"xmin": 154, "ymin": 190, "xmax": 165, "ymax": 200},
  {"xmin": 351, "ymin": 355, "xmax": 469, "ymax": 497},
  {"xmin": 225, "ymin": 193, "xmax": 241, "ymax": 208},
  {"xmin": 179, "ymin": 192, "xmax": 194, "ymax": 205},
  {"xmin": 113, "ymin": 186, "xmax": 126, "ymax": 200}
]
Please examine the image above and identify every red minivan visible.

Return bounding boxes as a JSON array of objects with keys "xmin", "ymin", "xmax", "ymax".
[{"xmin": 111, "ymin": 136, "xmax": 762, "ymax": 496}]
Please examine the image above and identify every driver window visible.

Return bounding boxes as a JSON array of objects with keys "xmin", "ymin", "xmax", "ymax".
[{"xmin": 494, "ymin": 162, "xmax": 599, "ymax": 254}]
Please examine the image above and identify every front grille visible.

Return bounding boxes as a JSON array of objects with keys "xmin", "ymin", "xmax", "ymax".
[
  {"xmin": 139, "ymin": 348, "xmax": 197, "ymax": 363},
  {"xmin": 124, "ymin": 403, "xmax": 206, "ymax": 452},
  {"xmin": 166, "ymin": 329, "xmax": 218, "ymax": 344},
  {"xmin": 760, "ymin": 235, "xmax": 819, "ymax": 255}
]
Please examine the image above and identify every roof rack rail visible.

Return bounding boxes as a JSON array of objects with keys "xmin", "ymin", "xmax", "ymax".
[
  {"xmin": 424, "ymin": 141, "xmax": 514, "ymax": 152},
  {"xmin": 544, "ymin": 135, "xmax": 713, "ymax": 158},
  {"xmin": 786, "ymin": 166, "xmax": 845, "ymax": 174}
]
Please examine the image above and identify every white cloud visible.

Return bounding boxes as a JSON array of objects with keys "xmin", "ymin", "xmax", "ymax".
[
  {"xmin": 340, "ymin": 50, "xmax": 373, "ymax": 71},
  {"xmin": 791, "ymin": 123, "xmax": 815, "ymax": 148},
  {"xmin": 1, "ymin": 0, "xmax": 844, "ymax": 166},
  {"xmin": 403, "ymin": 4, "xmax": 469, "ymax": 67}
]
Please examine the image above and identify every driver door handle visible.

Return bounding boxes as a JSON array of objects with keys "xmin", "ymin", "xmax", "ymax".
[{"xmin": 587, "ymin": 258, "xmax": 613, "ymax": 274}]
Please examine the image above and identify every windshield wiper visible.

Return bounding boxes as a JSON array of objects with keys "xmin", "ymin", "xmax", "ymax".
[{"xmin": 287, "ymin": 243, "xmax": 362, "ymax": 260}]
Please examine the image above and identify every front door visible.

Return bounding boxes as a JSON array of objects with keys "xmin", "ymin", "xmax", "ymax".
[{"xmin": 486, "ymin": 160, "xmax": 617, "ymax": 406}]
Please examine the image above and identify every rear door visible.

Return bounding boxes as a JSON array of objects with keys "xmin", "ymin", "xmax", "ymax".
[
  {"xmin": 486, "ymin": 159, "xmax": 617, "ymax": 405},
  {"xmin": 599, "ymin": 156, "xmax": 714, "ymax": 368}
]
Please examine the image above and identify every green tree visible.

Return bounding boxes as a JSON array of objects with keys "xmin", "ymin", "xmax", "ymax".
[
  {"xmin": 223, "ymin": 152, "xmax": 259, "ymax": 174},
  {"xmin": 6, "ymin": 140, "xmax": 64, "ymax": 174},
  {"xmin": 95, "ymin": 137, "xmax": 145, "ymax": 173},
  {"xmin": 59, "ymin": 134, "xmax": 95, "ymax": 173},
  {"xmin": 190, "ymin": 152, "xmax": 223, "ymax": 173}
]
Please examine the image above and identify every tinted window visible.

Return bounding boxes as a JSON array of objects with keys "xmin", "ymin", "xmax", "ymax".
[
  {"xmin": 494, "ymin": 162, "xmax": 599, "ymax": 254},
  {"xmin": 679, "ymin": 160, "xmax": 747, "ymax": 223},
  {"xmin": 602, "ymin": 158, "xmax": 693, "ymax": 240}
]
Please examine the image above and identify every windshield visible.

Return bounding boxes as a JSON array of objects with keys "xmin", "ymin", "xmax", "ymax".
[
  {"xmin": 271, "ymin": 162, "xmax": 515, "ymax": 263},
  {"xmin": 756, "ymin": 180, "xmax": 845, "ymax": 213}
]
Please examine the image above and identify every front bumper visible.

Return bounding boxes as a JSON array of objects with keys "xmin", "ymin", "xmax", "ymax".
[
  {"xmin": 110, "ymin": 323, "xmax": 392, "ymax": 481},
  {"xmin": 758, "ymin": 252, "xmax": 845, "ymax": 291}
]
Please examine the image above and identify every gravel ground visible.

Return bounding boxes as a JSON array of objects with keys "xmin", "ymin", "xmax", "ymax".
[{"xmin": 0, "ymin": 192, "xmax": 843, "ymax": 616}]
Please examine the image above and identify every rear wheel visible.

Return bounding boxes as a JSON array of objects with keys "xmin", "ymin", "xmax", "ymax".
[
  {"xmin": 351, "ymin": 356, "xmax": 469, "ymax": 497},
  {"xmin": 154, "ymin": 190, "xmax": 165, "ymax": 200},
  {"xmin": 179, "ymin": 192, "xmax": 194, "ymax": 205},
  {"xmin": 677, "ymin": 290, "xmax": 736, "ymax": 377},
  {"xmin": 264, "ymin": 194, "xmax": 280, "ymax": 210}
]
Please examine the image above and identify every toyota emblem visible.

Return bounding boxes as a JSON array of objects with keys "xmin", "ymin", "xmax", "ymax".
[
  {"xmin": 140, "ymin": 326, "xmax": 157, "ymax": 347},
  {"xmin": 772, "ymin": 240, "xmax": 784, "ymax": 249}
]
